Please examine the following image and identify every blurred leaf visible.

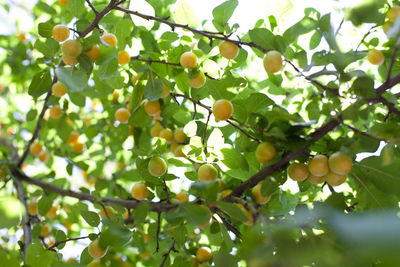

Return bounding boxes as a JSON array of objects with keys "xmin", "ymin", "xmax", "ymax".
[
  {"xmin": 28, "ymin": 70, "xmax": 52, "ymax": 98},
  {"xmin": 212, "ymin": 0, "xmax": 239, "ymax": 32}
]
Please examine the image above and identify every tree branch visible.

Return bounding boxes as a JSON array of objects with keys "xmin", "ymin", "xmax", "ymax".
[
  {"xmin": 159, "ymin": 238, "xmax": 178, "ymax": 267},
  {"xmin": 47, "ymin": 235, "xmax": 90, "ymax": 250},
  {"xmin": 131, "ymin": 56, "xmax": 180, "ymax": 66}
]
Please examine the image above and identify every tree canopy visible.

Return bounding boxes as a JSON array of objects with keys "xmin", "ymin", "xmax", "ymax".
[{"xmin": 1, "ymin": 0, "xmax": 400, "ymax": 266}]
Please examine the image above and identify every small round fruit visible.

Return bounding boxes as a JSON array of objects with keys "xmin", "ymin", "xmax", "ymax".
[
  {"xmin": 40, "ymin": 224, "xmax": 51, "ymax": 237},
  {"xmin": 213, "ymin": 99, "xmax": 233, "ymax": 121},
  {"xmin": 308, "ymin": 174, "xmax": 325, "ymax": 184},
  {"xmin": 180, "ymin": 51, "xmax": 197, "ymax": 68},
  {"xmin": 197, "ymin": 164, "xmax": 218, "ymax": 181},
  {"xmin": 30, "ymin": 142, "xmax": 42, "ymax": 156},
  {"xmin": 219, "ymin": 41, "xmax": 239, "ymax": 59},
  {"xmin": 131, "ymin": 183, "xmax": 148, "ymax": 200},
  {"xmin": 62, "ymin": 55, "xmax": 78, "ymax": 66},
  {"xmin": 148, "ymin": 157, "xmax": 167, "ymax": 177},
  {"xmin": 387, "ymin": 6, "xmax": 400, "ymax": 22},
  {"xmin": 263, "ymin": 50, "xmax": 283, "ymax": 73},
  {"xmin": 144, "ymin": 101, "xmax": 161, "ymax": 116},
  {"xmin": 325, "ymin": 171, "xmax": 346, "ymax": 186},
  {"xmin": 196, "ymin": 247, "xmax": 212, "ymax": 262},
  {"xmin": 308, "ymin": 155, "xmax": 329, "ymax": 177},
  {"xmin": 255, "ymin": 142, "xmax": 276, "ymax": 163},
  {"xmin": 251, "ymin": 183, "xmax": 271, "ymax": 204},
  {"xmin": 49, "ymin": 106, "xmax": 63, "ymax": 119},
  {"xmin": 115, "ymin": 108, "xmax": 130, "ymax": 123},
  {"xmin": 235, "ymin": 203, "xmax": 253, "ymax": 225},
  {"xmin": 118, "ymin": 50, "xmax": 130, "ymax": 65},
  {"xmin": 72, "ymin": 142, "xmax": 84, "ymax": 153},
  {"xmin": 38, "ymin": 150, "xmax": 49, "ymax": 163},
  {"xmin": 52, "ymin": 82, "xmax": 67, "ymax": 97},
  {"xmin": 101, "ymin": 33, "xmax": 117, "ymax": 47},
  {"xmin": 46, "ymin": 206, "xmax": 58, "ymax": 218},
  {"xmin": 58, "ymin": 0, "xmax": 68, "ymax": 6},
  {"xmin": 99, "ymin": 206, "xmax": 114, "ymax": 218},
  {"xmin": 189, "ymin": 72, "xmax": 206, "ymax": 88},
  {"xmin": 85, "ymin": 45, "xmax": 101, "ymax": 62},
  {"xmin": 67, "ymin": 131, "xmax": 79, "ymax": 144},
  {"xmin": 150, "ymin": 123, "xmax": 164, "ymax": 137},
  {"xmin": 27, "ymin": 203, "xmax": 38, "ymax": 216},
  {"xmin": 52, "ymin": 25, "xmax": 69, "ymax": 42},
  {"xmin": 288, "ymin": 162, "xmax": 309, "ymax": 181},
  {"xmin": 218, "ymin": 189, "xmax": 232, "ymax": 200},
  {"xmin": 62, "ymin": 40, "xmax": 82, "ymax": 58},
  {"xmin": 173, "ymin": 145, "xmax": 186, "ymax": 157},
  {"xmin": 173, "ymin": 192, "xmax": 188, "ymax": 202},
  {"xmin": 88, "ymin": 239, "xmax": 107, "ymax": 259},
  {"xmin": 161, "ymin": 83, "xmax": 170, "ymax": 98},
  {"xmin": 159, "ymin": 128, "xmax": 173, "ymax": 142},
  {"xmin": 367, "ymin": 49, "xmax": 384, "ymax": 65},
  {"xmin": 174, "ymin": 128, "xmax": 187, "ymax": 143},
  {"xmin": 328, "ymin": 152, "xmax": 352, "ymax": 175}
]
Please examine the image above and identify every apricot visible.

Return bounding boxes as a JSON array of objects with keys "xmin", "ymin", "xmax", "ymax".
[
  {"xmin": 308, "ymin": 155, "xmax": 329, "ymax": 177},
  {"xmin": 308, "ymin": 174, "xmax": 325, "ymax": 184},
  {"xmin": 101, "ymin": 33, "xmax": 117, "ymax": 47},
  {"xmin": 40, "ymin": 224, "xmax": 51, "ymax": 237},
  {"xmin": 196, "ymin": 247, "xmax": 212, "ymax": 262},
  {"xmin": 72, "ymin": 142, "xmax": 84, "ymax": 153},
  {"xmin": 99, "ymin": 206, "xmax": 114, "ymax": 218},
  {"xmin": 328, "ymin": 152, "xmax": 352, "ymax": 175},
  {"xmin": 325, "ymin": 171, "xmax": 347, "ymax": 186},
  {"xmin": 46, "ymin": 205, "xmax": 58, "ymax": 218},
  {"xmin": 49, "ymin": 106, "xmax": 63, "ymax": 119},
  {"xmin": 88, "ymin": 261, "xmax": 101, "ymax": 267},
  {"xmin": 263, "ymin": 50, "xmax": 283, "ymax": 73},
  {"xmin": 387, "ymin": 6, "xmax": 400, "ymax": 22},
  {"xmin": 367, "ymin": 49, "xmax": 384, "ymax": 65},
  {"xmin": 173, "ymin": 128, "xmax": 186, "ymax": 143},
  {"xmin": 131, "ymin": 183, "xmax": 148, "ymax": 200},
  {"xmin": 52, "ymin": 82, "xmax": 67, "ymax": 97},
  {"xmin": 67, "ymin": 131, "xmax": 79, "ymax": 144},
  {"xmin": 58, "ymin": 0, "xmax": 68, "ymax": 6},
  {"xmin": 213, "ymin": 99, "xmax": 233, "ymax": 121},
  {"xmin": 62, "ymin": 55, "xmax": 78, "ymax": 66},
  {"xmin": 148, "ymin": 156, "xmax": 167, "ymax": 177},
  {"xmin": 85, "ymin": 45, "xmax": 101, "ymax": 62},
  {"xmin": 150, "ymin": 123, "xmax": 164, "ymax": 137},
  {"xmin": 173, "ymin": 145, "xmax": 186, "ymax": 157},
  {"xmin": 218, "ymin": 189, "xmax": 232, "ymax": 200},
  {"xmin": 27, "ymin": 202, "xmax": 38, "ymax": 216},
  {"xmin": 115, "ymin": 108, "xmax": 130, "ymax": 123},
  {"xmin": 234, "ymin": 203, "xmax": 253, "ymax": 225},
  {"xmin": 52, "ymin": 25, "xmax": 69, "ymax": 42},
  {"xmin": 144, "ymin": 101, "xmax": 160, "ymax": 116},
  {"xmin": 62, "ymin": 40, "xmax": 82, "ymax": 58},
  {"xmin": 219, "ymin": 40, "xmax": 239, "ymax": 59},
  {"xmin": 288, "ymin": 162, "xmax": 309, "ymax": 181},
  {"xmin": 173, "ymin": 192, "xmax": 189, "ymax": 202},
  {"xmin": 255, "ymin": 142, "xmax": 276, "ymax": 163},
  {"xmin": 38, "ymin": 150, "xmax": 49, "ymax": 163},
  {"xmin": 161, "ymin": 83, "xmax": 170, "ymax": 98},
  {"xmin": 29, "ymin": 142, "xmax": 42, "ymax": 156},
  {"xmin": 251, "ymin": 182, "xmax": 271, "ymax": 204},
  {"xmin": 189, "ymin": 71, "xmax": 206, "ymax": 88},
  {"xmin": 197, "ymin": 164, "xmax": 218, "ymax": 181},
  {"xmin": 159, "ymin": 128, "xmax": 173, "ymax": 142},
  {"xmin": 180, "ymin": 51, "xmax": 197, "ymax": 68},
  {"xmin": 118, "ymin": 50, "xmax": 130, "ymax": 65},
  {"xmin": 88, "ymin": 239, "xmax": 107, "ymax": 259}
]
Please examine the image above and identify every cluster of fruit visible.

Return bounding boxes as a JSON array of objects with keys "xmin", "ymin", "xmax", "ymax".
[
  {"xmin": 29, "ymin": 142, "xmax": 49, "ymax": 163},
  {"xmin": 288, "ymin": 152, "xmax": 353, "ymax": 186}
]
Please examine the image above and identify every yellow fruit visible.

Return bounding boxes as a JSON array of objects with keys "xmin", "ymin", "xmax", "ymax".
[
  {"xmin": 88, "ymin": 260, "xmax": 101, "ymax": 267},
  {"xmin": 112, "ymin": 91, "xmax": 119, "ymax": 102},
  {"xmin": 46, "ymin": 206, "xmax": 58, "ymax": 218},
  {"xmin": 308, "ymin": 174, "xmax": 325, "ymax": 184},
  {"xmin": 131, "ymin": 183, "xmax": 148, "ymax": 200},
  {"xmin": 118, "ymin": 50, "xmax": 130, "ymax": 65},
  {"xmin": 52, "ymin": 82, "xmax": 67, "ymax": 97},
  {"xmin": 213, "ymin": 99, "xmax": 233, "ymax": 121},
  {"xmin": 189, "ymin": 71, "xmax": 206, "ymax": 88},
  {"xmin": 88, "ymin": 239, "xmax": 107, "ymax": 259},
  {"xmin": 180, "ymin": 51, "xmax": 197, "ymax": 68},
  {"xmin": 58, "ymin": 0, "xmax": 68, "ymax": 6},
  {"xmin": 255, "ymin": 142, "xmax": 276, "ymax": 163},
  {"xmin": 40, "ymin": 224, "xmax": 51, "ymax": 237},
  {"xmin": 115, "ymin": 108, "xmax": 130, "ymax": 123},
  {"xmin": 367, "ymin": 49, "xmax": 384, "ymax": 65},
  {"xmin": 148, "ymin": 157, "xmax": 167, "ymax": 177},
  {"xmin": 328, "ymin": 152, "xmax": 352, "ymax": 175},
  {"xmin": 263, "ymin": 50, "xmax": 283, "ymax": 73},
  {"xmin": 142, "ymin": 232, "xmax": 151, "ymax": 243},
  {"xmin": 387, "ymin": 6, "xmax": 400, "ymax": 23},
  {"xmin": 173, "ymin": 145, "xmax": 186, "ymax": 157},
  {"xmin": 67, "ymin": 131, "xmax": 79, "ymax": 144},
  {"xmin": 17, "ymin": 32, "xmax": 26, "ymax": 42},
  {"xmin": 72, "ymin": 142, "xmax": 84, "ymax": 153},
  {"xmin": 159, "ymin": 128, "xmax": 173, "ymax": 142},
  {"xmin": 308, "ymin": 155, "xmax": 329, "ymax": 177},
  {"xmin": 325, "ymin": 171, "xmax": 346, "ymax": 186},
  {"xmin": 173, "ymin": 192, "xmax": 189, "ymax": 202},
  {"xmin": 218, "ymin": 189, "xmax": 232, "ymax": 200},
  {"xmin": 66, "ymin": 258, "xmax": 77, "ymax": 264},
  {"xmin": 62, "ymin": 55, "xmax": 78, "ymax": 66},
  {"xmin": 101, "ymin": 33, "xmax": 117, "ymax": 47},
  {"xmin": 251, "ymin": 183, "xmax": 271, "ymax": 204},
  {"xmin": 64, "ymin": 220, "xmax": 72, "ymax": 231},
  {"xmin": 161, "ymin": 83, "xmax": 170, "ymax": 98},
  {"xmin": 52, "ymin": 25, "xmax": 70, "ymax": 42},
  {"xmin": 288, "ymin": 162, "xmax": 309, "ymax": 181},
  {"xmin": 235, "ymin": 203, "xmax": 253, "ymax": 225},
  {"xmin": 196, "ymin": 247, "xmax": 212, "ymax": 262},
  {"xmin": 62, "ymin": 40, "xmax": 82, "ymax": 58},
  {"xmin": 38, "ymin": 150, "xmax": 49, "ymax": 163},
  {"xmin": 139, "ymin": 249, "xmax": 150, "ymax": 259},
  {"xmin": 49, "ymin": 106, "xmax": 63, "ymax": 119},
  {"xmin": 197, "ymin": 164, "xmax": 218, "ymax": 181},
  {"xmin": 173, "ymin": 128, "xmax": 186, "ymax": 143},
  {"xmin": 144, "ymin": 101, "xmax": 161, "ymax": 116},
  {"xmin": 99, "ymin": 206, "xmax": 114, "ymax": 218},
  {"xmin": 151, "ymin": 123, "xmax": 164, "ymax": 137},
  {"xmin": 219, "ymin": 41, "xmax": 240, "ymax": 59},
  {"xmin": 85, "ymin": 45, "xmax": 101, "ymax": 62},
  {"xmin": 27, "ymin": 203, "xmax": 38, "ymax": 216},
  {"xmin": 30, "ymin": 142, "xmax": 42, "ymax": 156}
]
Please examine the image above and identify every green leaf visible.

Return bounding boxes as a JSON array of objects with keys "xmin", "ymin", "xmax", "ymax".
[
  {"xmin": 133, "ymin": 203, "xmax": 149, "ymax": 225},
  {"xmin": 27, "ymin": 243, "xmax": 57, "ymax": 267},
  {"xmin": 0, "ymin": 250, "xmax": 19, "ymax": 266},
  {"xmin": 38, "ymin": 23, "xmax": 53, "ymax": 38},
  {"xmin": 144, "ymin": 77, "xmax": 163, "ymax": 101},
  {"xmin": 99, "ymin": 224, "xmax": 132, "ymax": 248},
  {"xmin": 212, "ymin": 0, "xmax": 239, "ymax": 32},
  {"xmin": 54, "ymin": 229, "xmax": 67, "ymax": 249},
  {"xmin": 28, "ymin": 70, "xmax": 52, "ymax": 98},
  {"xmin": 215, "ymin": 201, "xmax": 248, "ymax": 223},
  {"xmin": 38, "ymin": 195, "xmax": 53, "ymax": 216},
  {"xmin": 55, "ymin": 67, "xmax": 88, "ymax": 93},
  {"xmin": 220, "ymin": 147, "xmax": 249, "ymax": 170},
  {"xmin": 350, "ymin": 76, "xmax": 375, "ymax": 98},
  {"xmin": 283, "ymin": 17, "xmax": 317, "ymax": 43},
  {"xmin": 0, "ymin": 196, "xmax": 23, "ymax": 228},
  {"xmin": 67, "ymin": 0, "xmax": 86, "ymax": 18},
  {"xmin": 81, "ymin": 210, "xmax": 100, "ymax": 227},
  {"xmin": 309, "ymin": 30, "xmax": 322, "ymax": 50},
  {"xmin": 249, "ymin": 28, "xmax": 287, "ymax": 54},
  {"xmin": 26, "ymin": 109, "xmax": 38, "ymax": 121},
  {"xmin": 181, "ymin": 203, "xmax": 211, "ymax": 226},
  {"xmin": 80, "ymin": 247, "xmax": 92, "ymax": 264}
]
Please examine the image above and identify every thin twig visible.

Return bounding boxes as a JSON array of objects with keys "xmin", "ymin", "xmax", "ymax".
[
  {"xmin": 385, "ymin": 37, "xmax": 400, "ymax": 84},
  {"xmin": 212, "ymin": 212, "xmax": 241, "ymax": 238},
  {"xmin": 341, "ymin": 122, "xmax": 386, "ymax": 142},
  {"xmin": 155, "ymin": 212, "xmax": 161, "ymax": 252},
  {"xmin": 162, "ymin": 178, "xmax": 170, "ymax": 203},
  {"xmin": 85, "ymin": 0, "xmax": 99, "ymax": 14},
  {"xmin": 226, "ymin": 119, "xmax": 261, "ymax": 143},
  {"xmin": 202, "ymin": 112, "xmax": 211, "ymax": 146},
  {"xmin": 159, "ymin": 238, "xmax": 178, "ymax": 267},
  {"xmin": 131, "ymin": 56, "xmax": 181, "ymax": 66},
  {"xmin": 47, "ymin": 235, "xmax": 90, "ymax": 250}
]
